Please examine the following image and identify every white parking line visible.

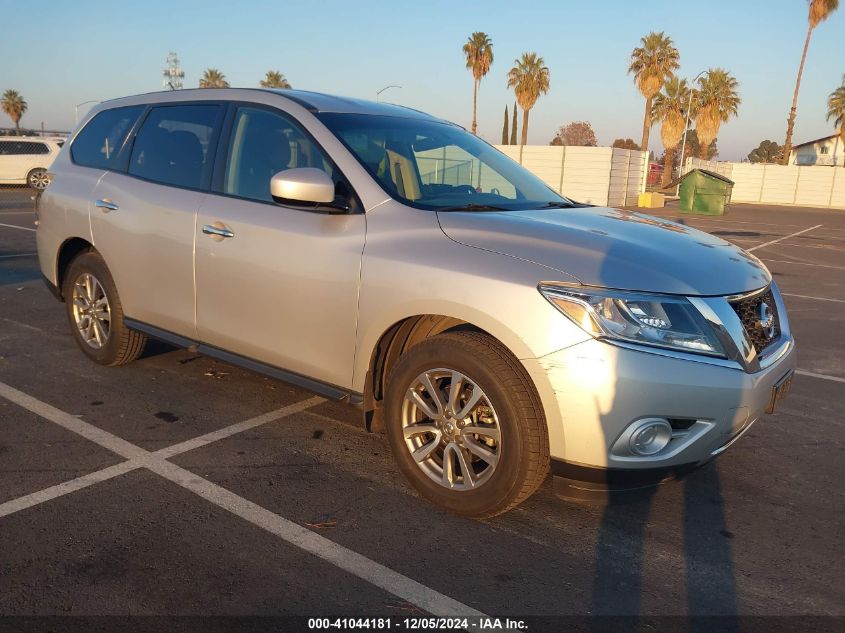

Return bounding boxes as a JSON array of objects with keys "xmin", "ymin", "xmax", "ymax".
[
  {"xmin": 0, "ymin": 381, "xmax": 485, "ymax": 618},
  {"xmin": 148, "ymin": 457, "xmax": 485, "ymax": 617},
  {"xmin": 0, "ymin": 461, "xmax": 139, "ymax": 519},
  {"xmin": 761, "ymin": 258, "xmax": 845, "ymax": 271},
  {"xmin": 0, "ymin": 222, "xmax": 35, "ymax": 232},
  {"xmin": 155, "ymin": 395, "xmax": 325, "ymax": 458},
  {"xmin": 0, "ymin": 253, "xmax": 37, "ymax": 259},
  {"xmin": 649, "ymin": 215, "xmax": 806, "ymax": 229},
  {"xmin": 764, "ymin": 242, "xmax": 845, "ymax": 252},
  {"xmin": 747, "ymin": 224, "xmax": 823, "ymax": 252},
  {"xmin": 0, "ymin": 396, "xmax": 323, "ymax": 518},
  {"xmin": 796, "ymin": 370, "xmax": 845, "ymax": 384},
  {"xmin": 782, "ymin": 293, "xmax": 845, "ymax": 304},
  {"xmin": 0, "ymin": 382, "xmax": 148, "ymax": 460}
]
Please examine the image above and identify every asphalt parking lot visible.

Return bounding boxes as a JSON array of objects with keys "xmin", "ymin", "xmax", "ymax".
[{"xmin": 0, "ymin": 187, "xmax": 843, "ymax": 631}]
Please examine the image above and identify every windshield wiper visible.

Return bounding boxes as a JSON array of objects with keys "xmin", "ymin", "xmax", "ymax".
[
  {"xmin": 539, "ymin": 201, "xmax": 579, "ymax": 208},
  {"xmin": 438, "ymin": 203, "xmax": 508, "ymax": 212}
]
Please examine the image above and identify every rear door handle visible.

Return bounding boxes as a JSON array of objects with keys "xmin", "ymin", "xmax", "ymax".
[
  {"xmin": 95, "ymin": 199, "xmax": 119, "ymax": 212},
  {"xmin": 202, "ymin": 223, "xmax": 235, "ymax": 240}
]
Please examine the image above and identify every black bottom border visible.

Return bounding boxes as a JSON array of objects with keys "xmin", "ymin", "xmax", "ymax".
[{"xmin": 0, "ymin": 616, "xmax": 840, "ymax": 633}]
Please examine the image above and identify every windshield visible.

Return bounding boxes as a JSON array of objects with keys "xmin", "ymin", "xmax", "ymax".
[{"xmin": 317, "ymin": 113, "xmax": 572, "ymax": 211}]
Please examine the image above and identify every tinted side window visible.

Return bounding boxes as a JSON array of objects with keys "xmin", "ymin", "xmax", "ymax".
[
  {"xmin": 129, "ymin": 104, "xmax": 220, "ymax": 189},
  {"xmin": 24, "ymin": 142, "xmax": 50, "ymax": 155},
  {"xmin": 71, "ymin": 106, "xmax": 144, "ymax": 170},
  {"xmin": 0, "ymin": 141, "xmax": 47, "ymax": 155},
  {"xmin": 223, "ymin": 107, "xmax": 334, "ymax": 203}
]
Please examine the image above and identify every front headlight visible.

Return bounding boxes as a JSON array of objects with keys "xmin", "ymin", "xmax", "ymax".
[{"xmin": 539, "ymin": 285, "xmax": 726, "ymax": 358}]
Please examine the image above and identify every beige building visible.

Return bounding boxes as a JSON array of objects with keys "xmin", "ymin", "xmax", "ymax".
[{"xmin": 789, "ymin": 133, "xmax": 844, "ymax": 166}]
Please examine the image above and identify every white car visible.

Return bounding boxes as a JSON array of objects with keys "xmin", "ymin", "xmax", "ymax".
[{"xmin": 0, "ymin": 137, "xmax": 64, "ymax": 189}]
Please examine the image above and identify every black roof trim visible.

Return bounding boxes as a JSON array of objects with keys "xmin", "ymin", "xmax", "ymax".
[{"xmin": 254, "ymin": 88, "xmax": 318, "ymax": 112}]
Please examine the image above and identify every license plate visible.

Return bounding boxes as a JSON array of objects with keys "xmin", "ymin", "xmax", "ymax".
[{"xmin": 766, "ymin": 370, "xmax": 794, "ymax": 414}]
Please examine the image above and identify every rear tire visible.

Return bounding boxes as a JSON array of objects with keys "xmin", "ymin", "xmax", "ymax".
[
  {"xmin": 384, "ymin": 331, "xmax": 549, "ymax": 518},
  {"xmin": 27, "ymin": 168, "xmax": 50, "ymax": 190},
  {"xmin": 62, "ymin": 251, "xmax": 146, "ymax": 366}
]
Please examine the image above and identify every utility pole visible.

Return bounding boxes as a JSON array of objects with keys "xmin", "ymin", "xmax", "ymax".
[
  {"xmin": 163, "ymin": 52, "xmax": 185, "ymax": 90},
  {"xmin": 677, "ymin": 70, "xmax": 706, "ymax": 194}
]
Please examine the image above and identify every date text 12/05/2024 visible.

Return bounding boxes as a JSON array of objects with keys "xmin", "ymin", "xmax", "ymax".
[{"xmin": 307, "ymin": 617, "xmax": 527, "ymax": 630}]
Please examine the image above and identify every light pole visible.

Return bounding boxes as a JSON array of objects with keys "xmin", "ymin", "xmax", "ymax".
[
  {"xmin": 676, "ymin": 71, "xmax": 706, "ymax": 187},
  {"xmin": 376, "ymin": 85, "xmax": 401, "ymax": 102},
  {"xmin": 74, "ymin": 100, "xmax": 100, "ymax": 125}
]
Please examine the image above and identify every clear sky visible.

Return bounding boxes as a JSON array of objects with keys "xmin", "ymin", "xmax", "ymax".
[{"xmin": 1, "ymin": 0, "xmax": 843, "ymax": 160}]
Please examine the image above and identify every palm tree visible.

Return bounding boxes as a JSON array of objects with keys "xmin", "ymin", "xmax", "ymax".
[
  {"xmin": 260, "ymin": 70, "xmax": 291, "ymax": 89},
  {"xmin": 628, "ymin": 32, "xmax": 680, "ymax": 155},
  {"xmin": 507, "ymin": 52, "xmax": 550, "ymax": 146},
  {"xmin": 651, "ymin": 77, "xmax": 690, "ymax": 186},
  {"xmin": 693, "ymin": 69, "xmax": 741, "ymax": 160},
  {"xmin": 1, "ymin": 90, "xmax": 28, "ymax": 132},
  {"xmin": 199, "ymin": 68, "xmax": 229, "ymax": 89},
  {"xmin": 782, "ymin": 0, "xmax": 840, "ymax": 164},
  {"xmin": 828, "ymin": 75, "xmax": 845, "ymax": 164},
  {"xmin": 462, "ymin": 32, "xmax": 494, "ymax": 135}
]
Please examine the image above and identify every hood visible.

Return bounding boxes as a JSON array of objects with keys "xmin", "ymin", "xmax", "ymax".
[{"xmin": 437, "ymin": 207, "xmax": 771, "ymax": 296}]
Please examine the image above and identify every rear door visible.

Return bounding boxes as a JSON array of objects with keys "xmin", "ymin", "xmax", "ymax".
[
  {"xmin": 195, "ymin": 104, "xmax": 365, "ymax": 389},
  {"xmin": 19, "ymin": 141, "xmax": 51, "ymax": 183},
  {"xmin": 0, "ymin": 140, "xmax": 41, "ymax": 181},
  {"xmin": 90, "ymin": 103, "xmax": 224, "ymax": 338},
  {"xmin": 39, "ymin": 106, "xmax": 145, "ymax": 272}
]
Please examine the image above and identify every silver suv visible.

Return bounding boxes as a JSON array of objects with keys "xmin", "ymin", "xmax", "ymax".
[{"xmin": 36, "ymin": 89, "xmax": 796, "ymax": 517}]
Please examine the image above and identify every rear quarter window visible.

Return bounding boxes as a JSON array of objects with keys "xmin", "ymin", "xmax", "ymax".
[
  {"xmin": 23, "ymin": 142, "xmax": 50, "ymax": 155},
  {"xmin": 71, "ymin": 105, "xmax": 144, "ymax": 170}
]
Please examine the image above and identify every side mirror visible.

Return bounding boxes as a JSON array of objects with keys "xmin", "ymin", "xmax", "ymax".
[{"xmin": 270, "ymin": 168, "xmax": 336, "ymax": 205}]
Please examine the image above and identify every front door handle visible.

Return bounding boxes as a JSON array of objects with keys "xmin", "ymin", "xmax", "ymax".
[
  {"xmin": 202, "ymin": 222, "xmax": 235, "ymax": 241},
  {"xmin": 95, "ymin": 199, "xmax": 119, "ymax": 212}
]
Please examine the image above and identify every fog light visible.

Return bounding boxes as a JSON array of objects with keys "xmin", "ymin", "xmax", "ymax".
[{"xmin": 628, "ymin": 419, "xmax": 673, "ymax": 456}]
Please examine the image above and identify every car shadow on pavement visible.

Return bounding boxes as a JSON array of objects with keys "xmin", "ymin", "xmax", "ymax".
[
  {"xmin": 587, "ymin": 234, "xmax": 741, "ymax": 629},
  {"xmin": 0, "ymin": 259, "xmax": 42, "ymax": 286},
  {"xmin": 590, "ymin": 465, "xmax": 739, "ymax": 631},
  {"xmin": 139, "ymin": 338, "xmax": 179, "ymax": 360}
]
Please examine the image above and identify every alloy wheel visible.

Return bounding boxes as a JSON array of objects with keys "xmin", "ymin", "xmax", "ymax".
[
  {"xmin": 71, "ymin": 273, "xmax": 111, "ymax": 349},
  {"xmin": 401, "ymin": 368, "xmax": 502, "ymax": 490},
  {"xmin": 28, "ymin": 169, "xmax": 50, "ymax": 190}
]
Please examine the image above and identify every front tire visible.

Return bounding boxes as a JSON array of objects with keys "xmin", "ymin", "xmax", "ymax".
[
  {"xmin": 385, "ymin": 331, "xmax": 549, "ymax": 518},
  {"xmin": 62, "ymin": 251, "xmax": 146, "ymax": 366}
]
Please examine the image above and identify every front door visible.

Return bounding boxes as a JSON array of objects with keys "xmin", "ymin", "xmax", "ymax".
[{"xmin": 195, "ymin": 105, "xmax": 365, "ymax": 389}]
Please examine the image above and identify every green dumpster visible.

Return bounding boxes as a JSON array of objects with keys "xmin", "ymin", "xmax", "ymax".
[{"xmin": 678, "ymin": 168, "xmax": 734, "ymax": 215}]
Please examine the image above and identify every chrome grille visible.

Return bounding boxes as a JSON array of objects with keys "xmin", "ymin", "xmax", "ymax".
[{"xmin": 729, "ymin": 287, "xmax": 780, "ymax": 354}]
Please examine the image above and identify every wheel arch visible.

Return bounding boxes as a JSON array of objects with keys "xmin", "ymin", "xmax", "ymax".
[
  {"xmin": 55, "ymin": 237, "xmax": 95, "ymax": 299},
  {"xmin": 360, "ymin": 313, "xmax": 531, "ymax": 433}
]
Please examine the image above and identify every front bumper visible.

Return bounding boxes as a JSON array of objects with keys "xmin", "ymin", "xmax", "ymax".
[{"xmin": 522, "ymin": 332, "xmax": 797, "ymax": 473}]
